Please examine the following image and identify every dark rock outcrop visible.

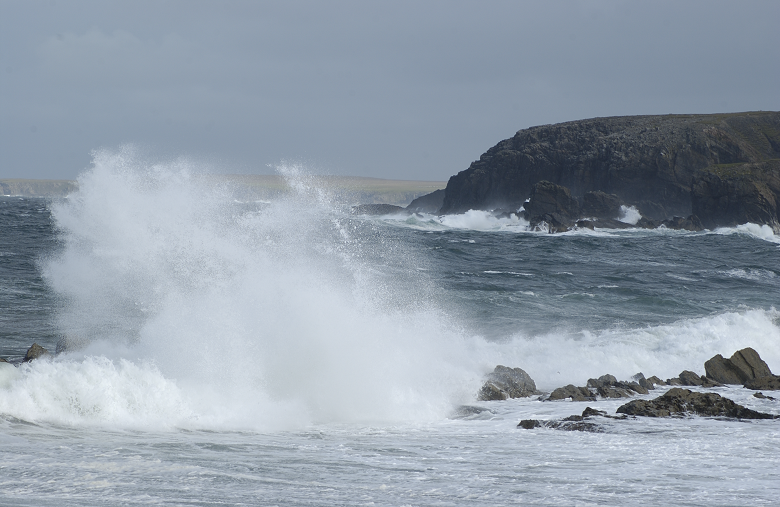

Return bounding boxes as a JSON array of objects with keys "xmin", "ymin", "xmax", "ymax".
[
  {"xmin": 744, "ymin": 375, "xmax": 780, "ymax": 391},
  {"xmin": 660, "ymin": 215, "xmax": 704, "ymax": 231},
  {"xmin": 439, "ymin": 112, "xmax": 780, "ymax": 231},
  {"xmin": 547, "ymin": 384, "xmax": 596, "ymax": 402},
  {"xmin": 406, "ymin": 189, "xmax": 445, "ymax": 214},
  {"xmin": 477, "ymin": 365, "xmax": 541, "ymax": 401},
  {"xmin": 518, "ymin": 406, "xmax": 627, "ymax": 432},
  {"xmin": 704, "ymin": 347, "xmax": 773, "ymax": 385},
  {"xmin": 351, "ymin": 204, "xmax": 409, "ymax": 216},
  {"xmin": 24, "ymin": 343, "xmax": 50, "ymax": 362},
  {"xmin": 753, "ymin": 392, "xmax": 777, "ymax": 400},
  {"xmin": 691, "ymin": 160, "xmax": 780, "ymax": 231},
  {"xmin": 616, "ymin": 387, "xmax": 776, "ymax": 419},
  {"xmin": 581, "ymin": 191, "xmax": 622, "ymax": 219}
]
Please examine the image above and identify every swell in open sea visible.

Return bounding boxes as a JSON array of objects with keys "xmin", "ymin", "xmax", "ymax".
[{"xmin": 1, "ymin": 149, "xmax": 779, "ymax": 506}]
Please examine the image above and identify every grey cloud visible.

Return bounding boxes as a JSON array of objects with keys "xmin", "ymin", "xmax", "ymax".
[{"xmin": 1, "ymin": 0, "xmax": 778, "ymax": 181}]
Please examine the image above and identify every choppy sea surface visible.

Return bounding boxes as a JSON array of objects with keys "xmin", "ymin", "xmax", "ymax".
[{"xmin": 1, "ymin": 151, "xmax": 779, "ymax": 506}]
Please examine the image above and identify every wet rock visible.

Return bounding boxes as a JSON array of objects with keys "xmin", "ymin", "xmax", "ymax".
[
  {"xmin": 691, "ymin": 160, "xmax": 780, "ymax": 232},
  {"xmin": 632, "ymin": 373, "xmax": 655, "ymax": 390},
  {"xmin": 753, "ymin": 392, "xmax": 776, "ymax": 400},
  {"xmin": 744, "ymin": 375, "xmax": 780, "ymax": 391},
  {"xmin": 646, "ymin": 375, "xmax": 666, "ymax": 386},
  {"xmin": 597, "ymin": 386, "xmax": 632, "ymax": 399},
  {"xmin": 477, "ymin": 365, "xmax": 541, "ymax": 401},
  {"xmin": 666, "ymin": 377, "xmax": 683, "ymax": 386},
  {"xmin": 0, "ymin": 357, "xmax": 8, "ymax": 364},
  {"xmin": 24, "ymin": 343, "xmax": 50, "ymax": 362},
  {"xmin": 660, "ymin": 215, "xmax": 704, "ymax": 231},
  {"xmin": 616, "ymin": 387, "xmax": 776, "ymax": 419},
  {"xmin": 350, "ymin": 204, "xmax": 410, "ymax": 216},
  {"xmin": 547, "ymin": 384, "xmax": 596, "ymax": 402},
  {"xmin": 704, "ymin": 347, "xmax": 773, "ymax": 385},
  {"xmin": 518, "ymin": 406, "xmax": 626, "ymax": 432},
  {"xmin": 586, "ymin": 374, "xmax": 648, "ymax": 397},
  {"xmin": 586, "ymin": 374, "xmax": 618, "ymax": 388},
  {"xmin": 581, "ymin": 191, "xmax": 622, "ymax": 220},
  {"xmin": 405, "ymin": 189, "xmax": 445, "ymax": 214}
]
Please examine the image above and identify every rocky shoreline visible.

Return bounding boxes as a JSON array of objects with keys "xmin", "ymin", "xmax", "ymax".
[
  {"xmin": 353, "ymin": 112, "xmax": 780, "ymax": 233},
  {"xmin": 473, "ymin": 347, "xmax": 779, "ymax": 430}
]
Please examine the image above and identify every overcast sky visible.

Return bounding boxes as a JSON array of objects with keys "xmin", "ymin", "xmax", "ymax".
[{"xmin": 1, "ymin": 0, "xmax": 778, "ymax": 181}]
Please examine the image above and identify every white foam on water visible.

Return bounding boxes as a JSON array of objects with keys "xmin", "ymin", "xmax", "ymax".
[
  {"xmin": 474, "ymin": 308, "xmax": 780, "ymax": 390},
  {"xmin": 713, "ymin": 223, "xmax": 780, "ymax": 244},
  {"xmin": 12, "ymin": 148, "xmax": 487, "ymax": 430}
]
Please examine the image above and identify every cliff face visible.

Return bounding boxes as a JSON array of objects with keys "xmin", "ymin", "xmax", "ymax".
[{"xmin": 440, "ymin": 112, "xmax": 780, "ymax": 222}]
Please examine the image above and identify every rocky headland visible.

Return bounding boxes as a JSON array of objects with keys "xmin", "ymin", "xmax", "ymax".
[{"xmin": 433, "ymin": 112, "xmax": 780, "ymax": 232}]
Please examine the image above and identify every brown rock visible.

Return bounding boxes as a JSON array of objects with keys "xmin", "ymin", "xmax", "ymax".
[
  {"xmin": 744, "ymin": 375, "xmax": 780, "ymax": 391},
  {"xmin": 704, "ymin": 347, "xmax": 773, "ymax": 385},
  {"xmin": 477, "ymin": 365, "xmax": 541, "ymax": 401},
  {"xmin": 616, "ymin": 387, "xmax": 776, "ymax": 419},
  {"xmin": 547, "ymin": 384, "xmax": 595, "ymax": 402},
  {"xmin": 24, "ymin": 343, "xmax": 50, "ymax": 362}
]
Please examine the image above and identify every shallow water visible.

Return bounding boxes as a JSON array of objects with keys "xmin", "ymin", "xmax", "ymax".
[{"xmin": 1, "ymin": 152, "xmax": 779, "ymax": 505}]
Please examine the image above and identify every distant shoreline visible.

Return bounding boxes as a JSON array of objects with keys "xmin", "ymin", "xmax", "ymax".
[{"xmin": 0, "ymin": 176, "xmax": 446, "ymax": 207}]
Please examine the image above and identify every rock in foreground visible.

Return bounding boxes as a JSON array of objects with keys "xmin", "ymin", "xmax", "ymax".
[
  {"xmin": 24, "ymin": 343, "xmax": 50, "ymax": 362},
  {"xmin": 478, "ymin": 365, "xmax": 541, "ymax": 401},
  {"xmin": 617, "ymin": 388, "xmax": 776, "ymax": 419},
  {"xmin": 704, "ymin": 347, "xmax": 773, "ymax": 385}
]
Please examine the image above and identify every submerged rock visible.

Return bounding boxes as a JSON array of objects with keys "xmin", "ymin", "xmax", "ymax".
[
  {"xmin": 704, "ymin": 347, "xmax": 773, "ymax": 385},
  {"xmin": 616, "ymin": 388, "xmax": 776, "ymax": 419},
  {"xmin": 518, "ymin": 406, "xmax": 627, "ymax": 432},
  {"xmin": 24, "ymin": 343, "xmax": 50, "ymax": 362},
  {"xmin": 477, "ymin": 365, "xmax": 541, "ymax": 401},
  {"xmin": 753, "ymin": 392, "xmax": 777, "ymax": 400}
]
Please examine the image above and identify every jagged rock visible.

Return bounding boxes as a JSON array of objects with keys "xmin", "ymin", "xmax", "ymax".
[
  {"xmin": 704, "ymin": 347, "xmax": 774, "ymax": 385},
  {"xmin": 744, "ymin": 375, "xmax": 780, "ymax": 391},
  {"xmin": 24, "ymin": 343, "xmax": 50, "ymax": 362},
  {"xmin": 753, "ymin": 392, "xmax": 777, "ymax": 400},
  {"xmin": 691, "ymin": 160, "xmax": 780, "ymax": 232},
  {"xmin": 666, "ymin": 377, "xmax": 683, "ymax": 386},
  {"xmin": 477, "ymin": 365, "xmax": 541, "ymax": 401},
  {"xmin": 582, "ymin": 191, "xmax": 622, "ymax": 219},
  {"xmin": 660, "ymin": 215, "xmax": 704, "ymax": 231},
  {"xmin": 518, "ymin": 406, "xmax": 626, "ymax": 432},
  {"xmin": 440, "ymin": 112, "xmax": 780, "ymax": 233},
  {"xmin": 676, "ymin": 370, "xmax": 722, "ymax": 387},
  {"xmin": 547, "ymin": 384, "xmax": 596, "ymax": 402},
  {"xmin": 632, "ymin": 372, "xmax": 655, "ymax": 390},
  {"xmin": 529, "ymin": 213, "xmax": 571, "ymax": 233},
  {"xmin": 586, "ymin": 374, "xmax": 618, "ymax": 388},
  {"xmin": 646, "ymin": 375, "xmax": 666, "ymax": 386},
  {"xmin": 406, "ymin": 189, "xmax": 445, "ymax": 214},
  {"xmin": 616, "ymin": 387, "xmax": 776, "ymax": 419},
  {"xmin": 523, "ymin": 181, "xmax": 580, "ymax": 231},
  {"xmin": 597, "ymin": 386, "xmax": 632, "ymax": 399},
  {"xmin": 585, "ymin": 374, "xmax": 648, "ymax": 397},
  {"xmin": 351, "ymin": 204, "xmax": 410, "ymax": 215}
]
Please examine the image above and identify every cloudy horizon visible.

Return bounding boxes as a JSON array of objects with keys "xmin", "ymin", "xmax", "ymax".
[{"xmin": 2, "ymin": 0, "xmax": 778, "ymax": 181}]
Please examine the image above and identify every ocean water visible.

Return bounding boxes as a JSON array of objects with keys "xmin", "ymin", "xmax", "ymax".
[{"xmin": 1, "ymin": 150, "xmax": 779, "ymax": 506}]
